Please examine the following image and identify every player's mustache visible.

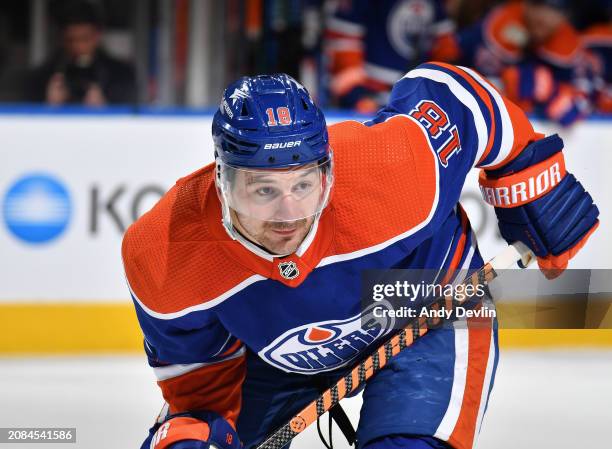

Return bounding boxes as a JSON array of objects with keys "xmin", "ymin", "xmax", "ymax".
[{"xmin": 266, "ymin": 219, "xmax": 307, "ymax": 230}]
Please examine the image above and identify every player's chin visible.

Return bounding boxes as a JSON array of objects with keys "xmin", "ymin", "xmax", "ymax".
[
  {"xmin": 267, "ymin": 237, "xmax": 301, "ymax": 255},
  {"xmin": 265, "ymin": 231, "xmax": 307, "ymax": 254}
]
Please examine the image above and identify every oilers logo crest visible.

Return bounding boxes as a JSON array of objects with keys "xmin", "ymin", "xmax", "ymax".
[
  {"xmin": 388, "ymin": 0, "xmax": 435, "ymax": 59},
  {"xmin": 259, "ymin": 302, "xmax": 394, "ymax": 374}
]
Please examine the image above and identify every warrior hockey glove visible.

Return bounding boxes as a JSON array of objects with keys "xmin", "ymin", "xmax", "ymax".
[
  {"xmin": 145, "ymin": 411, "xmax": 241, "ymax": 449},
  {"xmin": 479, "ymin": 134, "xmax": 599, "ymax": 278}
]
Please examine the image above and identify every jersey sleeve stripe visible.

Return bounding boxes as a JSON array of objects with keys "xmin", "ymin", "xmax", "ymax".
[
  {"xmin": 432, "ymin": 19, "xmax": 455, "ymax": 35},
  {"xmin": 209, "ymin": 334, "xmax": 244, "ymax": 359},
  {"xmin": 153, "ymin": 346, "xmax": 246, "ymax": 381},
  {"xmin": 326, "ymin": 17, "xmax": 365, "ymax": 37},
  {"xmin": 447, "ymin": 314, "xmax": 494, "ymax": 448},
  {"xmin": 432, "ymin": 231, "xmax": 457, "ymax": 285},
  {"xmin": 474, "ymin": 326, "xmax": 497, "ymax": 439},
  {"xmin": 434, "ymin": 317, "xmax": 469, "ymax": 441},
  {"xmin": 435, "ymin": 240, "xmax": 482, "ymax": 447},
  {"xmin": 403, "ymin": 67, "xmax": 488, "ymax": 164},
  {"xmin": 126, "ymin": 273, "xmax": 266, "ymax": 319},
  {"xmin": 325, "ymin": 38, "xmax": 364, "ymax": 52},
  {"xmin": 366, "ymin": 62, "xmax": 404, "ymax": 84},
  {"xmin": 427, "ymin": 62, "xmax": 498, "ymax": 165},
  {"xmin": 458, "ymin": 66, "xmax": 515, "ymax": 168},
  {"xmin": 439, "ymin": 206, "xmax": 470, "ymax": 286},
  {"xmin": 217, "ymin": 339, "xmax": 243, "ymax": 358}
]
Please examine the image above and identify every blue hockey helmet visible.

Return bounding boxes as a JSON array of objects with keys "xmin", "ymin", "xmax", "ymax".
[
  {"xmin": 212, "ymin": 74, "xmax": 334, "ymax": 251},
  {"xmin": 212, "ymin": 74, "xmax": 330, "ymax": 168}
]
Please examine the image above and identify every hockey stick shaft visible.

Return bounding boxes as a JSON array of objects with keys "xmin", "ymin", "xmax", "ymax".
[{"xmin": 255, "ymin": 242, "xmax": 534, "ymax": 449}]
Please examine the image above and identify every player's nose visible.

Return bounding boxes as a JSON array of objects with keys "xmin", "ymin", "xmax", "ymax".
[{"xmin": 273, "ymin": 194, "xmax": 302, "ymax": 221}]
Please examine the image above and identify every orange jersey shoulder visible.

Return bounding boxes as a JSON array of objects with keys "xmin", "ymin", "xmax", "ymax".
[
  {"xmin": 328, "ymin": 117, "xmax": 438, "ymax": 255},
  {"xmin": 582, "ymin": 24, "xmax": 612, "ymax": 46},
  {"xmin": 483, "ymin": 2, "xmax": 581, "ymax": 65},
  {"xmin": 121, "ymin": 164, "xmax": 254, "ymax": 315},
  {"xmin": 537, "ymin": 21, "xmax": 581, "ymax": 65}
]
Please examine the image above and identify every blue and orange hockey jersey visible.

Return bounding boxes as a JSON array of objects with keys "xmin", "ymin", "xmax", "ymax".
[
  {"xmin": 122, "ymin": 62, "xmax": 539, "ymax": 446},
  {"xmin": 325, "ymin": 0, "xmax": 455, "ymax": 111},
  {"xmin": 448, "ymin": 1, "xmax": 585, "ymax": 78},
  {"xmin": 582, "ymin": 23, "xmax": 612, "ymax": 113},
  {"xmin": 444, "ymin": 1, "xmax": 595, "ymax": 125}
]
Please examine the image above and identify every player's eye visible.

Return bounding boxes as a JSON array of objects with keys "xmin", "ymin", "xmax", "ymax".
[
  {"xmin": 293, "ymin": 181, "xmax": 313, "ymax": 194},
  {"xmin": 255, "ymin": 186, "xmax": 279, "ymax": 198}
]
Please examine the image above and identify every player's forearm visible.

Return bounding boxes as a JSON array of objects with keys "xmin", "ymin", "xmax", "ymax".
[
  {"xmin": 144, "ymin": 355, "xmax": 246, "ymax": 449},
  {"xmin": 156, "ymin": 352, "xmax": 246, "ymax": 427}
]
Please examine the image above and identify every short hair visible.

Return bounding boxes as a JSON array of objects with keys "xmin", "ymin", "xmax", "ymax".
[{"xmin": 56, "ymin": 0, "xmax": 103, "ymax": 30}]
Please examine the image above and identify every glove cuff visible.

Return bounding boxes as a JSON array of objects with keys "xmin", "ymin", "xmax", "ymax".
[
  {"xmin": 150, "ymin": 417, "xmax": 210, "ymax": 449},
  {"xmin": 479, "ymin": 151, "xmax": 566, "ymax": 208},
  {"xmin": 537, "ymin": 220, "xmax": 600, "ymax": 279}
]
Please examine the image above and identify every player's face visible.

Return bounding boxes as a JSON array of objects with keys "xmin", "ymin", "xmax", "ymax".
[
  {"xmin": 228, "ymin": 165, "xmax": 324, "ymax": 254},
  {"xmin": 63, "ymin": 24, "xmax": 101, "ymax": 63}
]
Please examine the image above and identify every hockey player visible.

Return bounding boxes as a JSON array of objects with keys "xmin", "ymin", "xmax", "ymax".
[
  {"xmin": 122, "ymin": 65, "xmax": 599, "ymax": 449},
  {"xmin": 439, "ymin": 0, "xmax": 596, "ymax": 126},
  {"xmin": 325, "ymin": 0, "xmax": 455, "ymax": 112},
  {"xmin": 582, "ymin": 22, "xmax": 612, "ymax": 113}
]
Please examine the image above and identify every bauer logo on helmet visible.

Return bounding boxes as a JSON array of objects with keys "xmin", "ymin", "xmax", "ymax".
[{"xmin": 263, "ymin": 141, "xmax": 302, "ymax": 150}]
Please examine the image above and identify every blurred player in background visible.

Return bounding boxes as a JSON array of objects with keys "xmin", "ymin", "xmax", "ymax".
[
  {"xmin": 123, "ymin": 64, "xmax": 598, "ymax": 449},
  {"xmin": 439, "ymin": 0, "xmax": 598, "ymax": 126},
  {"xmin": 325, "ymin": 0, "xmax": 456, "ymax": 113},
  {"xmin": 27, "ymin": 0, "xmax": 135, "ymax": 106},
  {"xmin": 582, "ymin": 19, "xmax": 612, "ymax": 113}
]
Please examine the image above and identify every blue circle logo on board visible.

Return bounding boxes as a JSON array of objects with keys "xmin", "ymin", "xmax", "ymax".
[{"xmin": 2, "ymin": 173, "xmax": 72, "ymax": 244}]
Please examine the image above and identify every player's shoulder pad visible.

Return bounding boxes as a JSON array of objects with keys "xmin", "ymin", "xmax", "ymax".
[
  {"xmin": 122, "ymin": 164, "xmax": 214, "ymax": 255},
  {"xmin": 537, "ymin": 21, "xmax": 581, "ymax": 66},
  {"xmin": 122, "ymin": 164, "xmax": 254, "ymax": 317},
  {"xmin": 582, "ymin": 24, "xmax": 612, "ymax": 47},
  {"xmin": 327, "ymin": 117, "xmax": 439, "ymax": 249}
]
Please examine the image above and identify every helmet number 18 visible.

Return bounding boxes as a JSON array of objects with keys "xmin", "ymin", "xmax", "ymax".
[{"xmin": 266, "ymin": 107, "xmax": 293, "ymax": 126}]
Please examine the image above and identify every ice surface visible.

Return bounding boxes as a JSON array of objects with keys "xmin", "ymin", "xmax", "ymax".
[{"xmin": 0, "ymin": 350, "xmax": 610, "ymax": 448}]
